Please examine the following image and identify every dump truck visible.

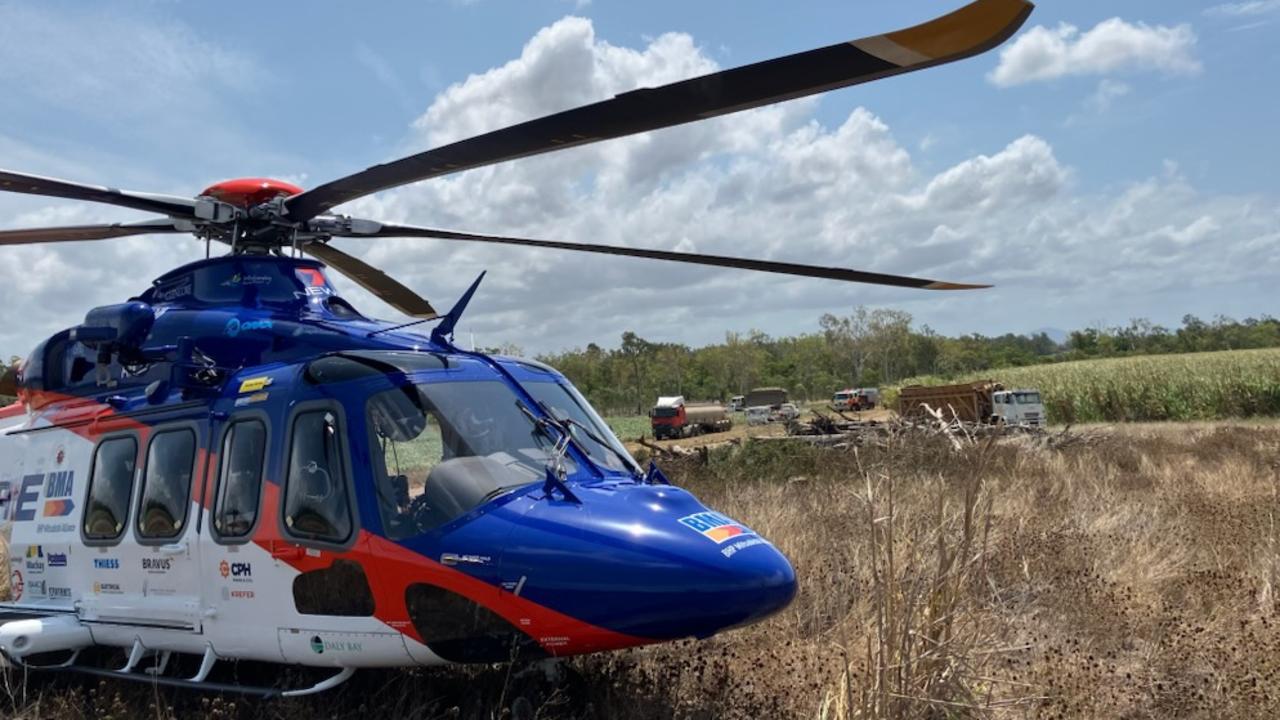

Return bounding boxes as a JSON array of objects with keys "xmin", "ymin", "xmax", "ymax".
[
  {"xmin": 897, "ymin": 381, "xmax": 1045, "ymax": 427},
  {"xmin": 744, "ymin": 387, "xmax": 788, "ymax": 410},
  {"xmin": 650, "ymin": 396, "xmax": 733, "ymax": 439}
]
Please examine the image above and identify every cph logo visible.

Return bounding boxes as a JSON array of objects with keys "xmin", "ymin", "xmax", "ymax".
[{"xmin": 219, "ymin": 560, "xmax": 251, "ymax": 580}]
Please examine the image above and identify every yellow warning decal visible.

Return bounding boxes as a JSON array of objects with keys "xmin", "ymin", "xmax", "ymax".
[{"xmin": 238, "ymin": 376, "xmax": 273, "ymax": 394}]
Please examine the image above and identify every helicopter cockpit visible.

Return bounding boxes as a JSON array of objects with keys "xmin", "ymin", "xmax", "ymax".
[{"xmin": 364, "ymin": 359, "xmax": 639, "ymax": 540}]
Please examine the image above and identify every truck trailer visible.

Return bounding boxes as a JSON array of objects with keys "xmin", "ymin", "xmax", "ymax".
[
  {"xmin": 651, "ymin": 396, "xmax": 733, "ymax": 439},
  {"xmin": 897, "ymin": 381, "xmax": 1045, "ymax": 427}
]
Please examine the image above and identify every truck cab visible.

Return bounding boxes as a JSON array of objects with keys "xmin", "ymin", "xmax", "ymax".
[{"xmin": 991, "ymin": 389, "xmax": 1045, "ymax": 427}]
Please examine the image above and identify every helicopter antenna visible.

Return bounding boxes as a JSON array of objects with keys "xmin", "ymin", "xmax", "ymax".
[{"xmin": 430, "ymin": 271, "xmax": 487, "ymax": 348}]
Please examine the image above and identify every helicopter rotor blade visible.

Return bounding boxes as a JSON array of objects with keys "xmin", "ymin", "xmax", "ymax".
[
  {"xmin": 0, "ymin": 169, "xmax": 199, "ymax": 219},
  {"xmin": 331, "ymin": 222, "xmax": 991, "ymax": 291},
  {"xmin": 0, "ymin": 219, "xmax": 187, "ymax": 246},
  {"xmin": 285, "ymin": 0, "xmax": 1034, "ymax": 221},
  {"xmin": 304, "ymin": 242, "xmax": 440, "ymax": 319}
]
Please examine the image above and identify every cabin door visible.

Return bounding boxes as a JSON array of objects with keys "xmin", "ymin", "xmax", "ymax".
[{"xmin": 80, "ymin": 421, "xmax": 206, "ymax": 632}]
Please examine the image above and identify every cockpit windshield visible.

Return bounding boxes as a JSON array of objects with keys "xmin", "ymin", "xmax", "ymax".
[{"xmin": 369, "ymin": 379, "xmax": 565, "ymax": 539}]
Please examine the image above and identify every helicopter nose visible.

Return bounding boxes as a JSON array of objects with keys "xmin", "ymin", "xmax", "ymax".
[{"xmin": 503, "ymin": 485, "xmax": 797, "ymax": 642}]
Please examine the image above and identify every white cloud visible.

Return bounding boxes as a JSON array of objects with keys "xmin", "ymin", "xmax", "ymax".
[
  {"xmin": 1087, "ymin": 79, "xmax": 1132, "ymax": 113},
  {"xmin": 1205, "ymin": 0, "xmax": 1280, "ymax": 17},
  {"xmin": 989, "ymin": 18, "xmax": 1201, "ymax": 87},
  {"xmin": 1, "ymin": 15, "xmax": 1276, "ymax": 359}
]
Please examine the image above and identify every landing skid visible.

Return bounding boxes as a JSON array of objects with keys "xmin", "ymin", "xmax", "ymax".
[{"xmin": 9, "ymin": 644, "xmax": 357, "ymax": 698}]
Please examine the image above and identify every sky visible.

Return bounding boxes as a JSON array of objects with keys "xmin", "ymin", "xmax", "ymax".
[{"xmin": 1, "ymin": 0, "xmax": 1277, "ymax": 357}]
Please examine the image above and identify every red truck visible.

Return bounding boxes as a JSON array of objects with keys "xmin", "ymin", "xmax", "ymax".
[{"xmin": 650, "ymin": 396, "xmax": 733, "ymax": 440}]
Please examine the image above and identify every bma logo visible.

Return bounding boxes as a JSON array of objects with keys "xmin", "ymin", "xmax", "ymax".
[
  {"xmin": 42, "ymin": 470, "xmax": 75, "ymax": 517},
  {"xmin": 93, "ymin": 558, "xmax": 120, "ymax": 570},
  {"xmin": 224, "ymin": 318, "xmax": 273, "ymax": 337},
  {"xmin": 219, "ymin": 560, "xmax": 252, "ymax": 580},
  {"xmin": 9, "ymin": 471, "xmax": 76, "ymax": 522},
  {"xmin": 677, "ymin": 511, "xmax": 754, "ymax": 544}
]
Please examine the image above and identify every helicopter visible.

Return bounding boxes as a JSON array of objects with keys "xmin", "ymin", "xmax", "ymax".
[{"xmin": 0, "ymin": 0, "xmax": 1032, "ymax": 697}]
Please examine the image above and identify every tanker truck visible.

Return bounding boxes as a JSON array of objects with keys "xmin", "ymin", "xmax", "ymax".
[{"xmin": 650, "ymin": 396, "xmax": 733, "ymax": 440}]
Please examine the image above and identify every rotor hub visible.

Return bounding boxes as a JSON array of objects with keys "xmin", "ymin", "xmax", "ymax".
[{"xmin": 201, "ymin": 178, "xmax": 303, "ymax": 209}]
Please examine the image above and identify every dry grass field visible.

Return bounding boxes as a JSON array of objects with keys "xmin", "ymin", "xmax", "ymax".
[{"xmin": 5, "ymin": 421, "xmax": 1280, "ymax": 719}]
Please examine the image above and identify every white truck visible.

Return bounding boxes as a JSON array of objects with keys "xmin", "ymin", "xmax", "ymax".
[{"xmin": 991, "ymin": 389, "xmax": 1045, "ymax": 427}]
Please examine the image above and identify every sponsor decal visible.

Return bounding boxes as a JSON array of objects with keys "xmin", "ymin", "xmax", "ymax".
[
  {"xmin": 234, "ymin": 391, "xmax": 270, "ymax": 407},
  {"xmin": 48, "ymin": 586, "xmax": 72, "ymax": 599},
  {"xmin": 225, "ymin": 318, "xmax": 273, "ymax": 337},
  {"xmin": 230, "ymin": 589, "xmax": 255, "ymax": 599},
  {"xmin": 720, "ymin": 536, "xmax": 769, "ymax": 559},
  {"xmin": 219, "ymin": 560, "xmax": 252, "ymax": 581},
  {"xmin": 27, "ymin": 579, "xmax": 46, "ymax": 597},
  {"xmin": 36, "ymin": 522, "xmax": 77, "ymax": 534},
  {"xmin": 221, "ymin": 273, "xmax": 273, "ymax": 288},
  {"xmin": 24, "ymin": 545, "xmax": 45, "ymax": 573},
  {"xmin": 142, "ymin": 557, "xmax": 172, "ymax": 573},
  {"xmin": 94, "ymin": 558, "xmax": 120, "ymax": 570},
  {"xmin": 47, "ymin": 552, "xmax": 68, "ymax": 568},
  {"xmin": 678, "ymin": 511, "xmax": 755, "ymax": 545},
  {"xmin": 310, "ymin": 636, "xmax": 363, "ymax": 654},
  {"xmin": 153, "ymin": 277, "xmax": 193, "ymax": 302},
  {"xmin": 0, "ymin": 481, "xmax": 11, "ymax": 521},
  {"xmin": 10, "ymin": 570, "xmax": 22, "ymax": 600},
  {"xmin": 440, "ymin": 553, "xmax": 491, "ymax": 567},
  {"xmin": 93, "ymin": 582, "xmax": 123, "ymax": 595},
  {"xmin": 42, "ymin": 470, "xmax": 75, "ymax": 517}
]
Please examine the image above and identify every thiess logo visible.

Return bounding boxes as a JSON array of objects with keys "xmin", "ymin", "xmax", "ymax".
[
  {"xmin": 93, "ymin": 558, "xmax": 120, "ymax": 570},
  {"xmin": 677, "ymin": 511, "xmax": 754, "ymax": 544}
]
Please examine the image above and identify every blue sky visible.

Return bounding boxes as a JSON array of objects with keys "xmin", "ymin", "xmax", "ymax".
[{"xmin": 1, "ymin": 0, "xmax": 1278, "ymax": 355}]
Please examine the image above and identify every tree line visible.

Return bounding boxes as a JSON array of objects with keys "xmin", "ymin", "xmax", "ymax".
[
  {"xmin": 537, "ymin": 310, "xmax": 1280, "ymax": 415},
  {"xmin": 4, "ymin": 312, "xmax": 1277, "ymax": 414}
]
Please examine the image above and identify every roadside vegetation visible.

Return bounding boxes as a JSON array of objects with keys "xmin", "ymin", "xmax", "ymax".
[{"xmin": 6, "ymin": 421, "xmax": 1280, "ymax": 719}]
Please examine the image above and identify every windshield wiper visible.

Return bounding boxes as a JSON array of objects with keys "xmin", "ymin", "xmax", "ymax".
[
  {"xmin": 515, "ymin": 399, "xmax": 581, "ymax": 502},
  {"xmin": 532, "ymin": 400, "xmax": 640, "ymax": 476}
]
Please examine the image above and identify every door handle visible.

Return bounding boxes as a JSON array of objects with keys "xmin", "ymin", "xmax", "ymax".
[{"xmin": 160, "ymin": 543, "xmax": 187, "ymax": 556}]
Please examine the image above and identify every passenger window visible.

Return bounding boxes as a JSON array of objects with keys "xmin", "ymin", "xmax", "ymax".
[
  {"xmin": 284, "ymin": 410, "xmax": 352, "ymax": 543},
  {"xmin": 84, "ymin": 436, "xmax": 139, "ymax": 541},
  {"xmin": 214, "ymin": 420, "xmax": 266, "ymax": 539},
  {"xmin": 137, "ymin": 429, "xmax": 197, "ymax": 539}
]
